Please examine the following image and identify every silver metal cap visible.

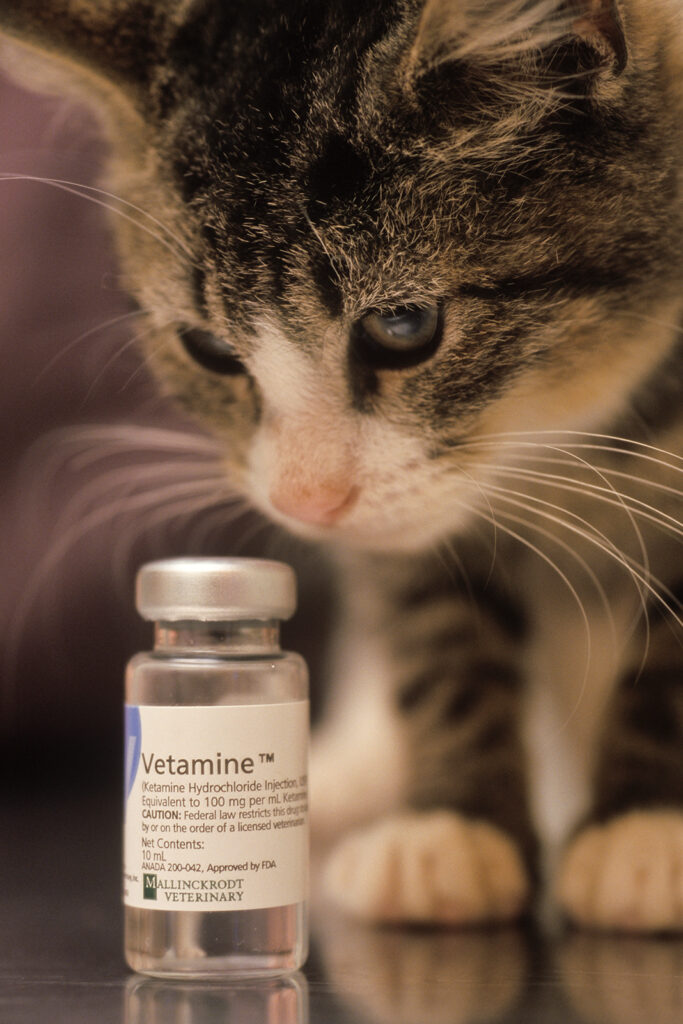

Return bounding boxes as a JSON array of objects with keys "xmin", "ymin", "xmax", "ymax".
[{"xmin": 135, "ymin": 557, "xmax": 297, "ymax": 622}]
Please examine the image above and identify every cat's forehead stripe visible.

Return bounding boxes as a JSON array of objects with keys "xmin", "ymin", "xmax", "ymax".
[{"xmin": 307, "ymin": 135, "xmax": 372, "ymax": 210}]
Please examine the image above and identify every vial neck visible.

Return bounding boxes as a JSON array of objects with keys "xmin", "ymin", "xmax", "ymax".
[{"xmin": 154, "ymin": 620, "xmax": 281, "ymax": 655}]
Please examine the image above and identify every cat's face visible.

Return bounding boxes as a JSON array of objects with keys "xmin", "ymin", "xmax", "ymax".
[{"xmin": 6, "ymin": 1, "xmax": 682, "ymax": 552}]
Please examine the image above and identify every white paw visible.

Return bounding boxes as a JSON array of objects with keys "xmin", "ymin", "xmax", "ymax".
[
  {"xmin": 322, "ymin": 810, "xmax": 530, "ymax": 925},
  {"xmin": 557, "ymin": 811, "xmax": 683, "ymax": 932}
]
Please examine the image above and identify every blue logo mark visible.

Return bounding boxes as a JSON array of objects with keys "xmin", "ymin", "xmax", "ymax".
[{"xmin": 124, "ymin": 705, "xmax": 142, "ymax": 815}]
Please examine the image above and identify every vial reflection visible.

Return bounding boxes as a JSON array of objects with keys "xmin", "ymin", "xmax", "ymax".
[{"xmin": 124, "ymin": 970, "xmax": 308, "ymax": 1024}]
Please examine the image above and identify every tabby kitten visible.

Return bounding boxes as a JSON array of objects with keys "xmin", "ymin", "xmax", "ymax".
[{"xmin": 1, "ymin": 0, "xmax": 681, "ymax": 931}]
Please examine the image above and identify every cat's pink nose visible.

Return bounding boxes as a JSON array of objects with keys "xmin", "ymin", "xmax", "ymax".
[{"xmin": 269, "ymin": 481, "xmax": 359, "ymax": 526}]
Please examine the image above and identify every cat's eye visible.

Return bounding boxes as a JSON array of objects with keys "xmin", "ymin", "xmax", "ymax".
[
  {"xmin": 179, "ymin": 327, "xmax": 247, "ymax": 376},
  {"xmin": 353, "ymin": 304, "xmax": 442, "ymax": 368}
]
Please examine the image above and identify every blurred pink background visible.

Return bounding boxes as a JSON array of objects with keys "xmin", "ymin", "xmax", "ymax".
[{"xmin": 0, "ymin": 72, "xmax": 332, "ymax": 790}]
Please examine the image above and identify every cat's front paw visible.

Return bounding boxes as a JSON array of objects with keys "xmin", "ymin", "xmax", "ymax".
[
  {"xmin": 557, "ymin": 810, "xmax": 683, "ymax": 932},
  {"xmin": 321, "ymin": 810, "xmax": 530, "ymax": 926}
]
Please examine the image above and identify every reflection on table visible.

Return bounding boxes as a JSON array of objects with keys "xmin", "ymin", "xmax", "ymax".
[
  {"xmin": 313, "ymin": 912, "xmax": 683, "ymax": 1024},
  {"xmin": 124, "ymin": 971, "xmax": 308, "ymax": 1024}
]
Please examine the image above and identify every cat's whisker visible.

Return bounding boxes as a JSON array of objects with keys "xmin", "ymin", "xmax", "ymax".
[
  {"xmin": 434, "ymin": 536, "xmax": 491, "ymax": 633},
  {"xmin": 480, "ymin": 478, "xmax": 682, "ymax": 626},
  {"xmin": 48, "ymin": 424, "xmax": 222, "ymax": 465},
  {"xmin": 457, "ymin": 433, "xmax": 682, "ymax": 667},
  {"xmin": 477, "ymin": 481, "xmax": 622, "ymax": 646},
  {"xmin": 481, "ymin": 453, "xmax": 683, "ymax": 555},
  {"xmin": 4, "ymin": 476, "xmax": 230, "ymax": 697},
  {"xmin": 432, "ymin": 537, "xmax": 470, "ymax": 593},
  {"xmin": 109, "ymin": 486, "xmax": 243, "ymax": 586},
  {"xmin": 474, "ymin": 462, "xmax": 683, "ymax": 540},
  {"xmin": 33, "ymin": 308, "xmax": 150, "ymax": 381},
  {"xmin": 488, "ymin": 511, "xmax": 595, "ymax": 733},
  {"xmin": 69, "ymin": 438, "xmax": 220, "ymax": 472},
  {"xmin": 507, "ymin": 446, "xmax": 651, "ymax": 602},
  {"xmin": 83, "ymin": 317, "xmax": 180, "ymax": 400},
  {"xmin": 553, "ymin": 442, "xmax": 683, "ymax": 478},
  {"xmin": 451, "ymin": 464, "xmax": 500, "ymax": 587},
  {"xmin": 55, "ymin": 462, "xmax": 226, "ymax": 517},
  {"xmin": 117, "ymin": 333, "xmax": 180, "ymax": 392},
  {"xmin": 481, "ymin": 485, "xmax": 650, "ymax": 660},
  {"xmin": 231, "ymin": 514, "xmax": 277, "ymax": 556},
  {"xmin": 16, "ymin": 428, "xmax": 220, "ymax": 514},
  {"xmin": 14, "ymin": 442, "xmax": 213, "ymax": 545},
  {"xmin": 475, "ymin": 458, "xmax": 682, "ymax": 671},
  {"xmin": 0, "ymin": 172, "xmax": 197, "ymax": 266},
  {"xmin": 181, "ymin": 497, "xmax": 254, "ymax": 550},
  {"xmin": 110, "ymin": 490, "xmax": 244, "ymax": 606},
  {"xmin": 14, "ymin": 421, "xmax": 228, "ymax": 551},
  {"xmin": 568, "ymin": 464, "xmax": 680, "ymax": 501},
  {"xmin": 109, "ymin": 489, "xmax": 230, "ymax": 578},
  {"xmin": 458, "ymin": 450, "xmax": 683, "ymax": 540},
  {"xmin": 36, "ymin": 428, "xmax": 220, "ymax": 476},
  {"xmin": 455, "ymin": 497, "xmax": 595, "ymax": 734},
  {"xmin": 480, "ymin": 439, "xmax": 654, "ymax": 627},
  {"xmin": 50, "ymin": 476, "xmax": 231, "ymax": 560},
  {"xmin": 456, "ymin": 430, "xmax": 683, "ymax": 469},
  {"xmin": 474, "ymin": 481, "xmax": 682, "ymax": 685},
  {"xmin": 469, "ymin": 450, "xmax": 683, "ymax": 501},
  {"xmin": 453, "ymin": 437, "xmax": 683, "ymax": 585}
]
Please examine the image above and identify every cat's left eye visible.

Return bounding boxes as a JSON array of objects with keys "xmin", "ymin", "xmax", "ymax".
[
  {"xmin": 352, "ymin": 304, "xmax": 442, "ymax": 368},
  {"xmin": 179, "ymin": 327, "xmax": 247, "ymax": 376}
]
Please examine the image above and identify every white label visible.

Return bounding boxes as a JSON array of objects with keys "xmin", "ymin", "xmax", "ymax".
[{"xmin": 123, "ymin": 703, "xmax": 308, "ymax": 911}]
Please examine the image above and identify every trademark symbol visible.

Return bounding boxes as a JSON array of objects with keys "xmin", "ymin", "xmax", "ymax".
[{"xmin": 259, "ymin": 752, "xmax": 275, "ymax": 763}]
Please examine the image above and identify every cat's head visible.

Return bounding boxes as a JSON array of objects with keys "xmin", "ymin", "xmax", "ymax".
[{"xmin": 2, "ymin": 1, "xmax": 682, "ymax": 552}]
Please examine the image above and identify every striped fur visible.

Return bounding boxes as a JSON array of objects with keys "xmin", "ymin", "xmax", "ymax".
[{"xmin": 1, "ymin": 0, "xmax": 681, "ymax": 929}]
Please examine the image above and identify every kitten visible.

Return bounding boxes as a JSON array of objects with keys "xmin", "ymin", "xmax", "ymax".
[{"xmin": 1, "ymin": 0, "xmax": 681, "ymax": 931}]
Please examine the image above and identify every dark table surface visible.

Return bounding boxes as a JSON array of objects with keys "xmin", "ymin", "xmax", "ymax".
[{"xmin": 2, "ymin": 789, "xmax": 681, "ymax": 1024}]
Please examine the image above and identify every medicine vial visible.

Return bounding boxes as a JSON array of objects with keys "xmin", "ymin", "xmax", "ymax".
[{"xmin": 123, "ymin": 557, "xmax": 309, "ymax": 978}]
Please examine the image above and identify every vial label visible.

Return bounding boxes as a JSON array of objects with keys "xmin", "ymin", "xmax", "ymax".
[{"xmin": 123, "ymin": 702, "xmax": 308, "ymax": 911}]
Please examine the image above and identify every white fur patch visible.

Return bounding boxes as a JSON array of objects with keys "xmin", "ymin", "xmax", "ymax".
[
  {"xmin": 557, "ymin": 811, "xmax": 683, "ymax": 932},
  {"xmin": 246, "ymin": 318, "xmax": 473, "ymax": 548},
  {"xmin": 247, "ymin": 319, "xmax": 361, "ymax": 520},
  {"xmin": 310, "ymin": 624, "xmax": 408, "ymax": 842},
  {"xmin": 249, "ymin": 318, "xmax": 326, "ymax": 422},
  {"xmin": 523, "ymin": 570, "xmax": 637, "ymax": 854},
  {"xmin": 322, "ymin": 810, "xmax": 529, "ymax": 925}
]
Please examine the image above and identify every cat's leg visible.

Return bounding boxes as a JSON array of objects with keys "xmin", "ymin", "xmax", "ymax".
[
  {"xmin": 321, "ymin": 553, "xmax": 537, "ymax": 926},
  {"xmin": 309, "ymin": 622, "xmax": 409, "ymax": 844},
  {"xmin": 557, "ymin": 602, "xmax": 683, "ymax": 932}
]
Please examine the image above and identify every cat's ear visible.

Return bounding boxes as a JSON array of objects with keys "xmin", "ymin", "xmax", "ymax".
[
  {"xmin": 405, "ymin": 0, "xmax": 628, "ymax": 82},
  {"xmin": 0, "ymin": 1, "xmax": 162, "ymax": 100}
]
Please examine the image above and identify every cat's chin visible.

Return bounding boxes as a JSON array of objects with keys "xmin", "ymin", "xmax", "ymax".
[{"xmin": 266, "ymin": 508, "xmax": 468, "ymax": 555}]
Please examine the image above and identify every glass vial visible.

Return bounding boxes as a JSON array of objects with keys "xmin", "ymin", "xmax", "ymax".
[{"xmin": 123, "ymin": 557, "xmax": 309, "ymax": 978}]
